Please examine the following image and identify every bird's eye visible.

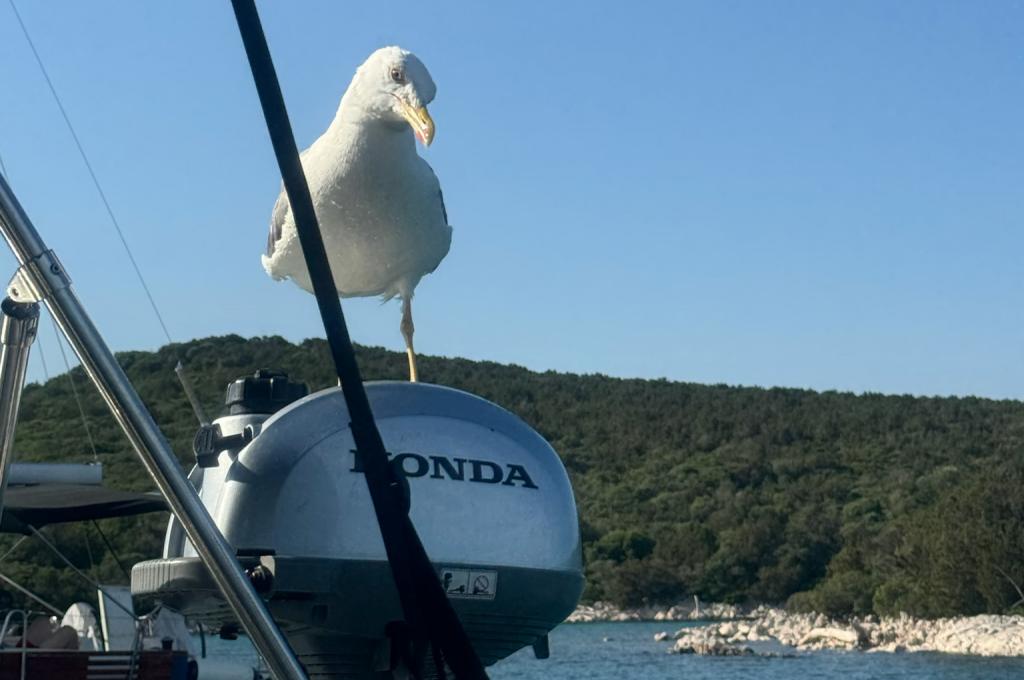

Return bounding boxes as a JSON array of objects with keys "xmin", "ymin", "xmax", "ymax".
[{"xmin": 390, "ymin": 67, "xmax": 405, "ymax": 83}]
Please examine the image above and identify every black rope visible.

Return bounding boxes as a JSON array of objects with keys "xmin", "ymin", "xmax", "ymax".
[
  {"xmin": 227, "ymin": 3, "xmax": 486, "ymax": 678},
  {"xmin": 91, "ymin": 520, "xmax": 131, "ymax": 580}
]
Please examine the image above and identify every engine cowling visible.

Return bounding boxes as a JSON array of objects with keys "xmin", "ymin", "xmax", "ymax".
[{"xmin": 133, "ymin": 378, "xmax": 583, "ymax": 677}]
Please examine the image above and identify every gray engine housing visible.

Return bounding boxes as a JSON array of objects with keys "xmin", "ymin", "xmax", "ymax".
[{"xmin": 133, "ymin": 381, "xmax": 583, "ymax": 677}]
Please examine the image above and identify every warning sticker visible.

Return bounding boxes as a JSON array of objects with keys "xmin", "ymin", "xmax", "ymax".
[
  {"xmin": 440, "ymin": 568, "xmax": 469, "ymax": 595},
  {"xmin": 440, "ymin": 568, "xmax": 497, "ymax": 600}
]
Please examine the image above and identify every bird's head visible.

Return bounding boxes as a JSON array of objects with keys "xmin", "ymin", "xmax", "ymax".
[{"xmin": 346, "ymin": 46, "xmax": 437, "ymax": 146}]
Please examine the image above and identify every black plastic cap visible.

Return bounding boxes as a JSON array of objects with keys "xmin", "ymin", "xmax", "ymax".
[
  {"xmin": 1, "ymin": 298, "xmax": 39, "ymax": 320},
  {"xmin": 224, "ymin": 369, "xmax": 308, "ymax": 415}
]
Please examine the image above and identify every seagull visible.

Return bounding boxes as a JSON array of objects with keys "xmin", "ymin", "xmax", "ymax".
[{"xmin": 263, "ymin": 46, "xmax": 451, "ymax": 383}]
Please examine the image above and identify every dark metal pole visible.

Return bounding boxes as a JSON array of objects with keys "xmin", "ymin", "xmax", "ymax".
[
  {"xmin": 0, "ymin": 298, "xmax": 38, "ymax": 510},
  {"xmin": 0, "ymin": 570, "xmax": 63, "ymax": 616},
  {"xmin": 0, "ymin": 173, "xmax": 307, "ymax": 680},
  {"xmin": 228, "ymin": 2, "xmax": 487, "ymax": 677}
]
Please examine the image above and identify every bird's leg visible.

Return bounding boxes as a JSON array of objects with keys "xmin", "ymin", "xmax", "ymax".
[{"xmin": 401, "ymin": 297, "xmax": 418, "ymax": 382}]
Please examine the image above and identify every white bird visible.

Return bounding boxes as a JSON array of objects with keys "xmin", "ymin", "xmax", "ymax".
[{"xmin": 263, "ymin": 46, "xmax": 451, "ymax": 383}]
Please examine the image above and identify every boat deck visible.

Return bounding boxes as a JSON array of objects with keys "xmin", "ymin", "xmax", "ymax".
[{"xmin": 0, "ymin": 649, "xmax": 188, "ymax": 679}]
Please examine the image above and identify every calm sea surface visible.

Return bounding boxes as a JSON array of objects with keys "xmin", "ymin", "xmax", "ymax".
[{"xmin": 204, "ymin": 621, "xmax": 1024, "ymax": 679}]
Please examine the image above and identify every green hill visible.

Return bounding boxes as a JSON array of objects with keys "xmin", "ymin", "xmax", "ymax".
[{"xmin": 2, "ymin": 334, "xmax": 1023, "ymax": 619}]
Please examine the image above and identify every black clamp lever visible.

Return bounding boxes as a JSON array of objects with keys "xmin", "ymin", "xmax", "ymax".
[{"xmin": 193, "ymin": 423, "xmax": 255, "ymax": 468}]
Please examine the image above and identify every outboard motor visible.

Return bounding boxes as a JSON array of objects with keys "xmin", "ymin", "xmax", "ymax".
[{"xmin": 132, "ymin": 370, "xmax": 584, "ymax": 678}]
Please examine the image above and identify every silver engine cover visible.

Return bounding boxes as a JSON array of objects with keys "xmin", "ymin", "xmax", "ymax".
[{"xmin": 133, "ymin": 381, "xmax": 583, "ymax": 677}]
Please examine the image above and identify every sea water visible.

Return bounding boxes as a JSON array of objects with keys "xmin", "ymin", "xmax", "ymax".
[
  {"xmin": 489, "ymin": 621, "xmax": 1024, "ymax": 679},
  {"xmin": 203, "ymin": 621, "xmax": 1024, "ymax": 679}
]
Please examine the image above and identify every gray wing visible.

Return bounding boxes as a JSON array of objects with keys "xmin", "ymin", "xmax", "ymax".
[
  {"xmin": 419, "ymin": 160, "xmax": 451, "ymax": 275},
  {"xmin": 267, "ymin": 187, "xmax": 288, "ymax": 257},
  {"xmin": 423, "ymin": 159, "xmax": 448, "ymax": 227},
  {"xmin": 267, "ymin": 147, "xmax": 312, "ymax": 257}
]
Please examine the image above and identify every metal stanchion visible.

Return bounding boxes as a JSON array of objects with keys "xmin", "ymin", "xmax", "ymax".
[
  {"xmin": 0, "ymin": 298, "xmax": 38, "ymax": 510},
  {"xmin": 0, "ymin": 174, "xmax": 306, "ymax": 680}
]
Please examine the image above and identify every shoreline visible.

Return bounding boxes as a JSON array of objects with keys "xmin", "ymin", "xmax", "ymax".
[
  {"xmin": 568, "ymin": 602, "xmax": 1024, "ymax": 657},
  {"xmin": 568, "ymin": 600, "xmax": 746, "ymax": 623}
]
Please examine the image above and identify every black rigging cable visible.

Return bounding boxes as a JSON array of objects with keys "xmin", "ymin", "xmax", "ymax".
[
  {"xmin": 7, "ymin": 0, "xmax": 174, "ymax": 346},
  {"xmin": 35, "ymin": 324, "xmax": 50, "ymax": 382},
  {"xmin": 228, "ymin": 3, "xmax": 487, "ymax": 678},
  {"xmin": 49, "ymin": 314, "xmax": 99, "ymax": 462},
  {"xmin": 83, "ymin": 525, "xmax": 95, "ymax": 574},
  {"xmin": 9, "ymin": 0, "xmax": 210, "ymax": 435},
  {"xmin": 91, "ymin": 520, "xmax": 131, "ymax": 580}
]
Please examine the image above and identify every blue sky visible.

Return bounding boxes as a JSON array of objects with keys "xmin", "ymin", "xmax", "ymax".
[{"xmin": 1, "ymin": 1, "xmax": 1022, "ymax": 398}]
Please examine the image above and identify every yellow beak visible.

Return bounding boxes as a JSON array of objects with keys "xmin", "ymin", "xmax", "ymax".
[{"xmin": 400, "ymin": 101, "xmax": 435, "ymax": 147}]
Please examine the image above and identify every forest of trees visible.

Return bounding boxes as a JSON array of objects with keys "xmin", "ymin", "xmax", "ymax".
[{"xmin": 2, "ymin": 334, "xmax": 1023, "ymax": 619}]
